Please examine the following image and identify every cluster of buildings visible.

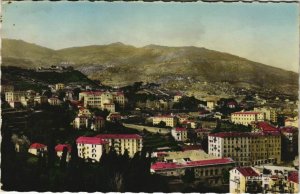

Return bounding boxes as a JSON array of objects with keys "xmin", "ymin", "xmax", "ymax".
[
  {"xmin": 230, "ymin": 166, "xmax": 298, "ymax": 193},
  {"xmin": 78, "ymin": 91, "xmax": 125, "ymax": 112},
  {"xmin": 27, "ymin": 134, "xmax": 143, "ymax": 162}
]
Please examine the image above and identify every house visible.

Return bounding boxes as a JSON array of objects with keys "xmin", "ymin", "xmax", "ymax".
[
  {"xmin": 28, "ymin": 143, "xmax": 47, "ymax": 156},
  {"xmin": 103, "ymin": 102, "xmax": 115, "ymax": 113},
  {"xmin": 91, "ymin": 116, "xmax": 105, "ymax": 131},
  {"xmin": 231, "ymin": 111, "xmax": 264, "ymax": 126},
  {"xmin": 73, "ymin": 116, "xmax": 89, "ymax": 129},
  {"xmin": 55, "ymin": 144, "xmax": 71, "ymax": 161},
  {"xmin": 174, "ymin": 92, "xmax": 183, "ymax": 102},
  {"xmin": 96, "ymin": 134, "xmax": 143, "ymax": 157},
  {"xmin": 171, "ymin": 127, "xmax": 188, "ymax": 142},
  {"xmin": 5, "ymin": 91, "xmax": 27, "ymax": 102},
  {"xmin": 287, "ymin": 171, "xmax": 299, "ymax": 193},
  {"xmin": 48, "ymin": 97, "xmax": 62, "ymax": 106},
  {"xmin": 153, "ymin": 115, "xmax": 178, "ymax": 127},
  {"xmin": 55, "ymin": 83, "xmax": 65, "ymax": 91},
  {"xmin": 78, "ymin": 107, "xmax": 92, "ymax": 117},
  {"xmin": 229, "ymin": 167, "xmax": 262, "ymax": 193},
  {"xmin": 76, "ymin": 136, "xmax": 109, "ymax": 162},
  {"xmin": 208, "ymin": 132, "xmax": 281, "ymax": 166},
  {"xmin": 34, "ymin": 95, "xmax": 48, "ymax": 105},
  {"xmin": 107, "ymin": 112, "xmax": 122, "ymax": 122}
]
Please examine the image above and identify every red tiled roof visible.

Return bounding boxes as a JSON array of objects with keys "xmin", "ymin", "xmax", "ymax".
[
  {"xmin": 30, "ymin": 143, "xmax": 47, "ymax": 149},
  {"xmin": 94, "ymin": 116, "xmax": 104, "ymax": 120},
  {"xmin": 96, "ymin": 134, "xmax": 142, "ymax": 139},
  {"xmin": 209, "ymin": 131, "xmax": 281, "ymax": 138},
  {"xmin": 232, "ymin": 112, "xmax": 261, "ymax": 115},
  {"xmin": 288, "ymin": 171, "xmax": 299, "ymax": 184},
  {"xmin": 280, "ymin": 126, "xmax": 298, "ymax": 133},
  {"xmin": 227, "ymin": 101, "xmax": 237, "ymax": 106},
  {"xmin": 81, "ymin": 91, "xmax": 104, "ymax": 95},
  {"xmin": 154, "ymin": 115, "xmax": 175, "ymax": 118},
  {"xmin": 55, "ymin": 144, "xmax": 71, "ymax": 152},
  {"xmin": 76, "ymin": 136, "xmax": 108, "ymax": 145},
  {"xmin": 175, "ymin": 127, "xmax": 187, "ymax": 132},
  {"xmin": 151, "ymin": 158, "xmax": 234, "ymax": 171},
  {"xmin": 236, "ymin": 167, "xmax": 259, "ymax": 177},
  {"xmin": 256, "ymin": 122, "xmax": 279, "ymax": 132}
]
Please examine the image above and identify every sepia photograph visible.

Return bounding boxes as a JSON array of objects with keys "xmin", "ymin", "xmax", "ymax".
[{"xmin": 1, "ymin": 1, "xmax": 299, "ymax": 193}]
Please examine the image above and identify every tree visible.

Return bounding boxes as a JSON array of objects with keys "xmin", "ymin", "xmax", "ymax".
[
  {"xmin": 182, "ymin": 168, "xmax": 195, "ymax": 183},
  {"xmin": 157, "ymin": 121, "xmax": 166, "ymax": 128}
]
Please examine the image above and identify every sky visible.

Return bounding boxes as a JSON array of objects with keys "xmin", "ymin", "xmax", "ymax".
[{"xmin": 2, "ymin": 2, "xmax": 299, "ymax": 72}]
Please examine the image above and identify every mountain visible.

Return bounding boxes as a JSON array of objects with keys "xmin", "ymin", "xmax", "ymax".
[{"xmin": 2, "ymin": 39, "xmax": 298, "ymax": 95}]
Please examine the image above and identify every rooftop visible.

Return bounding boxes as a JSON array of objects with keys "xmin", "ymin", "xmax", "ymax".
[
  {"xmin": 288, "ymin": 171, "xmax": 299, "ymax": 184},
  {"xmin": 30, "ymin": 143, "xmax": 47, "ymax": 149},
  {"xmin": 209, "ymin": 131, "xmax": 281, "ymax": 138},
  {"xmin": 96, "ymin": 134, "xmax": 142, "ymax": 139},
  {"xmin": 174, "ymin": 127, "xmax": 187, "ymax": 132},
  {"xmin": 236, "ymin": 167, "xmax": 260, "ymax": 177},
  {"xmin": 76, "ymin": 136, "xmax": 108, "ymax": 145},
  {"xmin": 255, "ymin": 122, "xmax": 279, "ymax": 132},
  {"xmin": 151, "ymin": 158, "xmax": 234, "ymax": 171},
  {"xmin": 232, "ymin": 111, "xmax": 261, "ymax": 115},
  {"xmin": 55, "ymin": 144, "xmax": 71, "ymax": 152}
]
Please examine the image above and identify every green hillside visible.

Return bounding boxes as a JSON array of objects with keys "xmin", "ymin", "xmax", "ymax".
[{"xmin": 2, "ymin": 39, "xmax": 298, "ymax": 95}]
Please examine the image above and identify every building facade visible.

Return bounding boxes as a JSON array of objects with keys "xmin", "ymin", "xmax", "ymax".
[
  {"xmin": 28, "ymin": 143, "xmax": 47, "ymax": 156},
  {"xmin": 76, "ymin": 136, "xmax": 109, "ymax": 162},
  {"xmin": 153, "ymin": 115, "xmax": 178, "ymax": 127},
  {"xmin": 231, "ymin": 111, "xmax": 265, "ymax": 126},
  {"xmin": 171, "ymin": 127, "xmax": 188, "ymax": 142},
  {"xmin": 208, "ymin": 132, "xmax": 281, "ymax": 166},
  {"xmin": 96, "ymin": 134, "xmax": 143, "ymax": 157}
]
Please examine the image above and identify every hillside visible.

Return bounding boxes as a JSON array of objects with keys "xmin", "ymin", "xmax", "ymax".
[{"xmin": 2, "ymin": 39, "xmax": 298, "ymax": 95}]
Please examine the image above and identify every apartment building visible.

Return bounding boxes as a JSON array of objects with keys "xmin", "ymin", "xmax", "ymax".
[
  {"xmin": 229, "ymin": 167, "xmax": 262, "ymax": 194},
  {"xmin": 5, "ymin": 91, "xmax": 27, "ymax": 102},
  {"xmin": 231, "ymin": 111, "xmax": 264, "ymax": 126},
  {"xmin": 55, "ymin": 83, "xmax": 65, "ymax": 91},
  {"xmin": 153, "ymin": 115, "xmax": 178, "ymax": 127},
  {"xmin": 79, "ymin": 91, "xmax": 125, "ymax": 110},
  {"xmin": 254, "ymin": 107, "xmax": 277, "ymax": 123},
  {"xmin": 76, "ymin": 136, "xmax": 109, "ymax": 162},
  {"xmin": 171, "ymin": 127, "xmax": 188, "ymax": 142},
  {"xmin": 208, "ymin": 132, "xmax": 281, "ymax": 166},
  {"xmin": 96, "ymin": 134, "xmax": 142, "ymax": 157}
]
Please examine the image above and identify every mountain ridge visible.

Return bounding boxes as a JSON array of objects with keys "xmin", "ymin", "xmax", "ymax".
[{"xmin": 2, "ymin": 38, "xmax": 298, "ymax": 95}]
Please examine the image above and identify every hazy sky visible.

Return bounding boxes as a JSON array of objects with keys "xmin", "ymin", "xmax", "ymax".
[{"xmin": 2, "ymin": 2, "xmax": 299, "ymax": 72}]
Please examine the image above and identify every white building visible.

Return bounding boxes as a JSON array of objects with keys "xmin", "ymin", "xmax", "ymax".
[
  {"xmin": 55, "ymin": 144, "xmax": 71, "ymax": 162},
  {"xmin": 28, "ymin": 143, "xmax": 47, "ymax": 156},
  {"xmin": 79, "ymin": 91, "xmax": 125, "ymax": 110},
  {"xmin": 55, "ymin": 83, "xmax": 65, "ymax": 91},
  {"xmin": 96, "ymin": 134, "xmax": 143, "ymax": 157},
  {"xmin": 153, "ymin": 115, "xmax": 178, "ymax": 127},
  {"xmin": 171, "ymin": 127, "xmax": 188, "ymax": 142},
  {"xmin": 5, "ymin": 91, "xmax": 27, "ymax": 102},
  {"xmin": 208, "ymin": 132, "xmax": 281, "ymax": 166},
  {"xmin": 48, "ymin": 97, "xmax": 62, "ymax": 106},
  {"xmin": 231, "ymin": 111, "xmax": 264, "ymax": 126},
  {"xmin": 76, "ymin": 136, "xmax": 109, "ymax": 162},
  {"xmin": 230, "ymin": 167, "xmax": 262, "ymax": 194}
]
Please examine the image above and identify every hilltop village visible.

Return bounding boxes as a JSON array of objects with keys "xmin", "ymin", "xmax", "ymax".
[{"xmin": 1, "ymin": 67, "xmax": 299, "ymax": 193}]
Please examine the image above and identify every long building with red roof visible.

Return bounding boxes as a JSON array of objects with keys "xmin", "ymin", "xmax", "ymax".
[
  {"xmin": 208, "ymin": 132, "xmax": 281, "ymax": 166},
  {"xmin": 151, "ymin": 157, "xmax": 235, "ymax": 186},
  {"xmin": 231, "ymin": 111, "xmax": 264, "ymax": 126},
  {"xmin": 28, "ymin": 143, "xmax": 47, "ymax": 156},
  {"xmin": 96, "ymin": 134, "xmax": 143, "ymax": 157}
]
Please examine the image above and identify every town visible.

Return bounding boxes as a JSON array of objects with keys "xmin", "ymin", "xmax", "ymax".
[{"xmin": 1, "ymin": 67, "xmax": 298, "ymax": 193}]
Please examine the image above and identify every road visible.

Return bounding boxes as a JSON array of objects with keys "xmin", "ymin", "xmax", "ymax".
[{"xmin": 123, "ymin": 123, "xmax": 171, "ymax": 134}]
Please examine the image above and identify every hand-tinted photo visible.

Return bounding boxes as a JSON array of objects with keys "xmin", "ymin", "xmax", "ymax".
[{"xmin": 1, "ymin": 1, "xmax": 299, "ymax": 193}]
